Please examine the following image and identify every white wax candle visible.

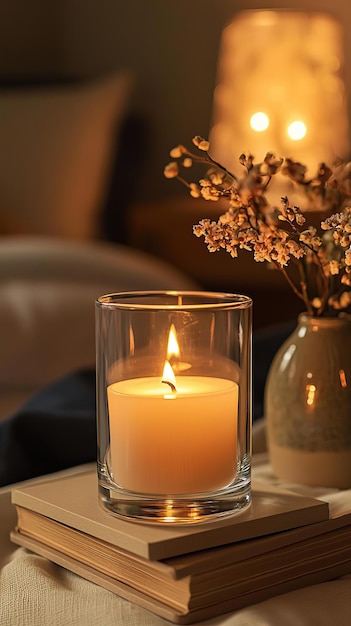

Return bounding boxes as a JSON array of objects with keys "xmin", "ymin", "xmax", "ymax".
[{"xmin": 107, "ymin": 377, "xmax": 238, "ymax": 495}]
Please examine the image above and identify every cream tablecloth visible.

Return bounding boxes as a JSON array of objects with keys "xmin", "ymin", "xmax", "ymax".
[{"xmin": 1, "ymin": 420, "xmax": 351, "ymax": 626}]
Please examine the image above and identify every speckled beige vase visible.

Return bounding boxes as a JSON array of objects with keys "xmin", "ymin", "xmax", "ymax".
[{"xmin": 265, "ymin": 313, "xmax": 351, "ymax": 488}]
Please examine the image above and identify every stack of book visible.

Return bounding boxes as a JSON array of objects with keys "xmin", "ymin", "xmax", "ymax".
[{"xmin": 10, "ymin": 465, "xmax": 351, "ymax": 624}]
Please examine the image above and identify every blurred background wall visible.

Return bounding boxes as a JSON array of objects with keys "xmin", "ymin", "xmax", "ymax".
[
  {"xmin": 0, "ymin": 0, "xmax": 350, "ymax": 328},
  {"xmin": 1, "ymin": 0, "xmax": 351, "ymax": 204}
]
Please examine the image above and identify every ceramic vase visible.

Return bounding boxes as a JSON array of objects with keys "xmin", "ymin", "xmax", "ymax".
[{"xmin": 265, "ymin": 313, "xmax": 351, "ymax": 488}]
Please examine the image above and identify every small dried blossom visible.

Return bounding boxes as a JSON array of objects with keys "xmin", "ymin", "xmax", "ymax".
[
  {"xmin": 169, "ymin": 145, "xmax": 186, "ymax": 158},
  {"xmin": 189, "ymin": 183, "xmax": 201, "ymax": 198},
  {"xmin": 192, "ymin": 136, "xmax": 210, "ymax": 151},
  {"xmin": 163, "ymin": 162, "xmax": 178, "ymax": 179},
  {"xmin": 164, "ymin": 137, "xmax": 351, "ymax": 317}
]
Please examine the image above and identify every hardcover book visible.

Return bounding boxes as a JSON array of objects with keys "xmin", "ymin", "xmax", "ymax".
[{"xmin": 10, "ymin": 465, "xmax": 351, "ymax": 624}]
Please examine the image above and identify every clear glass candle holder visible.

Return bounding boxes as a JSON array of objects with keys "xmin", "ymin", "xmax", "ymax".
[{"xmin": 96, "ymin": 290, "xmax": 252, "ymax": 524}]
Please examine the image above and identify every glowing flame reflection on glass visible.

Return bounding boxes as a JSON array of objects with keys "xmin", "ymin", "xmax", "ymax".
[{"xmin": 167, "ymin": 324, "xmax": 180, "ymax": 359}]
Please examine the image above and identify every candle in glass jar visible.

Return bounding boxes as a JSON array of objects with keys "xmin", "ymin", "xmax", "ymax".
[{"xmin": 107, "ymin": 376, "xmax": 238, "ymax": 495}]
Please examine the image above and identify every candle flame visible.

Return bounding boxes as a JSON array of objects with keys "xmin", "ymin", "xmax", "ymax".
[
  {"xmin": 162, "ymin": 360, "xmax": 177, "ymax": 394},
  {"xmin": 167, "ymin": 324, "xmax": 180, "ymax": 359}
]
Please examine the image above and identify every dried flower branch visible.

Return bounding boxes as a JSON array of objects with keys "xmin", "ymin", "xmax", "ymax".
[{"xmin": 164, "ymin": 136, "xmax": 351, "ymax": 317}]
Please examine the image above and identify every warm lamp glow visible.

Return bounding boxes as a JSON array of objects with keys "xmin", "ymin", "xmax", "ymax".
[
  {"xmin": 288, "ymin": 121, "xmax": 307, "ymax": 141},
  {"xmin": 209, "ymin": 11, "xmax": 350, "ymax": 171},
  {"xmin": 250, "ymin": 112, "xmax": 269, "ymax": 132}
]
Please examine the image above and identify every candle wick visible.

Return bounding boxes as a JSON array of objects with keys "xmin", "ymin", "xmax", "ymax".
[{"xmin": 162, "ymin": 379, "xmax": 176, "ymax": 393}]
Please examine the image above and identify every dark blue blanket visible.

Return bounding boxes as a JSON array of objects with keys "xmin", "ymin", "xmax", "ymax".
[
  {"xmin": 0, "ymin": 322, "xmax": 294, "ymax": 486},
  {"xmin": 0, "ymin": 370, "xmax": 96, "ymax": 487}
]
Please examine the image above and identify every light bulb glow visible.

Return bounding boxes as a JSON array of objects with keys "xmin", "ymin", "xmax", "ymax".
[
  {"xmin": 250, "ymin": 112, "xmax": 269, "ymax": 132},
  {"xmin": 288, "ymin": 121, "xmax": 307, "ymax": 141}
]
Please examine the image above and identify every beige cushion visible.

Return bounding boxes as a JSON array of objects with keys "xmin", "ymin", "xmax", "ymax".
[
  {"xmin": 0, "ymin": 237, "xmax": 198, "ymax": 418},
  {"xmin": 0, "ymin": 73, "xmax": 132, "ymax": 239}
]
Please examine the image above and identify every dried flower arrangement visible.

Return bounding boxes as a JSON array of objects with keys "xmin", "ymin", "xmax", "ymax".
[{"xmin": 164, "ymin": 136, "xmax": 351, "ymax": 317}]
